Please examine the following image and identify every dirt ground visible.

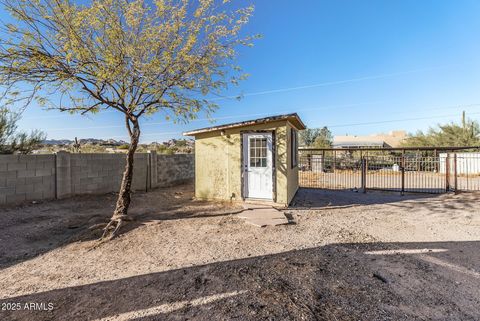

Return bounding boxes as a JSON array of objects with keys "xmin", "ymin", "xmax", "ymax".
[{"xmin": 0, "ymin": 184, "xmax": 479, "ymax": 321}]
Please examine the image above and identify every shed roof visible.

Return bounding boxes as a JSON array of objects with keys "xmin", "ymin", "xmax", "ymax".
[{"xmin": 183, "ymin": 113, "xmax": 306, "ymax": 136}]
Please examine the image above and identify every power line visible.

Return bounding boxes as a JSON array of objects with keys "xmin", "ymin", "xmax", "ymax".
[
  {"xmin": 43, "ymin": 101, "xmax": 480, "ymax": 132},
  {"xmin": 329, "ymin": 111, "xmax": 480, "ymax": 128},
  {"xmin": 209, "ymin": 63, "xmax": 466, "ymax": 101},
  {"xmin": 23, "ymin": 63, "xmax": 466, "ymax": 120},
  {"xmin": 93, "ymin": 110, "xmax": 480, "ymax": 141},
  {"xmin": 43, "ymin": 101, "xmax": 381, "ymax": 131}
]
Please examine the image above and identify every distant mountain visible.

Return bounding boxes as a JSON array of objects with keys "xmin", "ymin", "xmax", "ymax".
[
  {"xmin": 42, "ymin": 138, "xmax": 128, "ymax": 146},
  {"xmin": 42, "ymin": 139, "xmax": 74, "ymax": 145}
]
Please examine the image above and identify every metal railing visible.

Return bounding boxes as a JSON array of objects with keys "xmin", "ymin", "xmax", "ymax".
[{"xmin": 299, "ymin": 147, "xmax": 480, "ymax": 194}]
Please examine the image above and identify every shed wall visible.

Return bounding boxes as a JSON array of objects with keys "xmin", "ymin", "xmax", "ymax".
[
  {"xmin": 194, "ymin": 120, "xmax": 295, "ymax": 205},
  {"xmin": 286, "ymin": 121, "xmax": 299, "ymax": 204}
]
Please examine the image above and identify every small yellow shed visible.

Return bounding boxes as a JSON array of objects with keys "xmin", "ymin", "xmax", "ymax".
[{"xmin": 183, "ymin": 113, "xmax": 306, "ymax": 206}]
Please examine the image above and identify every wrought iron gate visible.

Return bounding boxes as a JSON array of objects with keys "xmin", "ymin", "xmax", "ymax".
[{"xmin": 299, "ymin": 147, "xmax": 480, "ymax": 194}]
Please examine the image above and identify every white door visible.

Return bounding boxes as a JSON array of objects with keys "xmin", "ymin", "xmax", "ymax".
[{"xmin": 243, "ymin": 133, "xmax": 273, "ymax": 199}]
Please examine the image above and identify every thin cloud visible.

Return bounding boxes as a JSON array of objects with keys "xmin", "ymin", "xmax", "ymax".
[{"xmin": 211, "ymin": 64, "xmax": 466, "ymax": 101}]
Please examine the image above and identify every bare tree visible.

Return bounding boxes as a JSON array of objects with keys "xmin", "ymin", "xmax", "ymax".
[{"xmin": 0, "ymin": 0, "xmax": 257, "ymax": 239}]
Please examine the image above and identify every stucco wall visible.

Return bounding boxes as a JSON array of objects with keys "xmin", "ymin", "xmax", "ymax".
[
  {"xmin": 194, "ymin": 120, "xmax": 299, "ymax": 205},
  {"xmin": 286, "ymin": 122, "xmax": 300, "ymax": 204}
]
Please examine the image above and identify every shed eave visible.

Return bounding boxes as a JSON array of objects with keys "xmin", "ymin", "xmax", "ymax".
[{"xmin": 183, "ymin": 113, "xmax": 306, "ymax": 136}]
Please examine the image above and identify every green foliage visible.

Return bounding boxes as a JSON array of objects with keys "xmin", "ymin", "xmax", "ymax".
[
  {"xmin": 0, "ymin": 108, "xmax": 45, "ymax": 154},
  {"xmin": 161, "ymin": 147, "xmax": 175, "ymax": 155},
  {"xmin": 117, "ymin": 144, "xmax": 130, "ymax": 150},
  {"xmin": 175, "ymin": 139, "xmax": 187, "ymax": 147},
  {"xmin": 154, "ymin": 144, "xmax": 174, "ymax": 154},
  {"xmin": 299, "ymin": 127, "xmax": 333, "ymax": 148},
  {"xmin": 312, "ymin": 127, "xmax": 333, "ymax": 148},
  {"xmin": 299, "ymin": 128, "xmax": 320, "ymax": 146},
  {"xmin": 74, "ymin": 143, "xmax": 110, "ymax": 153},
  {"xmin": 402, "ymin": 114, "xmax": 480, "ymax": 147}
]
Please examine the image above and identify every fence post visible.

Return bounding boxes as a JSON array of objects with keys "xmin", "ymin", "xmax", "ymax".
[
  {"xmin": 401, "ymin": 152, "xmax": 405, "ymax": 196},
  {"xmin": 333, "ymin": 150, "xmax": 336, "ymax": 172},
  {"xmin": 361, "ymin": 157, "xmax": 367, "ymax": 193},
  {"xmin": 55, "ymin": 151, "xmax": 72, "ymax": 199},
  {"xmin": 148, "ymin": 150, "xmax": 158, "ymax": 190},
  {"xmin": 416, "ymin": 149, "xmax": 420, "ymax": 172},
  {"xmin": 445, "ymin": 153, "xmax": 450, "ymax": 192},
  {"xmin": 454, "ymin": 153, "xmax": 458, "ymax": 194},
  {"xmin": 322, "ymin": 149, "xmax": 325, "ymax": 171}
]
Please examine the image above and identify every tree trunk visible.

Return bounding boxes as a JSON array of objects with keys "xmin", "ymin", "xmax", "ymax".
[{"xmin": 101, "ymin": 116, "xmax": 140, "ymax": 240}]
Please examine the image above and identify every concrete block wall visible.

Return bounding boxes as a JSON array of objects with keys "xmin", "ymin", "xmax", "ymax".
[
  {"xmin": 0, "ymin": 152, "xmax": 194, "ymax": 206},
  {"xmin": 0, "ymin": 154, "xmax": 56, "ymax": 204},
  {"xmin": 69, "ymin": 153, "xmax": 149, "ymax": 195},
  {"xmin": 157, "ymin": 154, "xmax": 195, "ymax": 187}
]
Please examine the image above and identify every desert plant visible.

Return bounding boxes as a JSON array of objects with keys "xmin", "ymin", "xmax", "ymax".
[
  {"xmin": 0, "ymin": 107, "xmax": 45, "ymax": 154},
  {"xmin": 402, "ymin": 112, "xmax": 480, "ymax": 147},
  {"xmin": 117, "ymin": 144, "xmax": 130, "ymax": 150}
]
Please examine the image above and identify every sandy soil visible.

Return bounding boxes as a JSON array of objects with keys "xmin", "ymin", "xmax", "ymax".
[{"xmin": 0, "ymin": 184, "xmax": 479, "ymax": 320}]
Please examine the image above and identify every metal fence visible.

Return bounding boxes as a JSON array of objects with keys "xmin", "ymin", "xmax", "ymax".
[{"xmin": 299, "ymin": 147, "xmax": 480, "ymax": 194}]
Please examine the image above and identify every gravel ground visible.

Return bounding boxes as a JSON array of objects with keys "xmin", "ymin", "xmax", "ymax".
[{"xmin": 0, "ymin": 184, "xmax": 479, "ymax": 320}]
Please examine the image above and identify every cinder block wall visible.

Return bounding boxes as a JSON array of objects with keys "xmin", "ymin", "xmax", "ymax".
[
  {"xmin": 70, "ymin": 153, "xmax": 149, "ymax": 195},
  {"xmin": 0, "ymin": 155, "xmax": 56, "ymax": 204},
  {"xmin": 0, "ymin": 152, "xmax": 194, "ymax": 205},
  {"xmin": 156, "ymin": 154, "xmax": 195, "ymax": 187}
]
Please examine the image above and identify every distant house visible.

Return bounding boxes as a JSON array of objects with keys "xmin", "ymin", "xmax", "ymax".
[
  {"xmin": 333, "ymin": 130, "xmax": 407, "ymax": 149},
  {"xmin": 333, "ymin": 137, "xmax": 389, "ymax": 149},
  {"xmin": 184, "ymin": 113, "xmax": 306, "ymax": 206}
]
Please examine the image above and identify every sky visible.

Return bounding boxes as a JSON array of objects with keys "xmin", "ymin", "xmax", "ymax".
[{"xmin": 12, "ymin": 0, "xmax": 480, "ymax": 143}]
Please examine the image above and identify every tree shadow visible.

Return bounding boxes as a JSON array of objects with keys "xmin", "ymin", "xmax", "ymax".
[
  {"xmin": 289, "ymin": 187, "xmax": 459, "ymax": 210},
  {"xmin": 1, "ymin": 240, "xmax": 479, "ymax": 321}
]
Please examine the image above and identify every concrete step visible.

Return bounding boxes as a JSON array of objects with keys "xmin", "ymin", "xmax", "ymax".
[{"xmin": 237, "ymin": 207, "xmax": 289, "ymax": 227}]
